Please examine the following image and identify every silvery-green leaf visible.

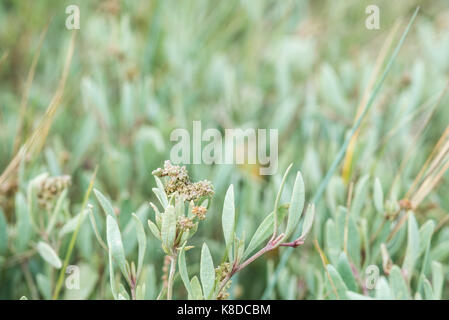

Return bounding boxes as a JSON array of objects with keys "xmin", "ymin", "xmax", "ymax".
[
  {"xmin": 59, "ymin": 211, "xmax": 87, "ymax": 238},
  {"xmin": 190, "ymin": 276, "xmax": 203, "ymax": 300},
  {"xmin": 0, "ymin": 208, "xmax": 7, "ymax": 255},
  {"xmin": 351, "ymin": 175, "xmax": 369, "ymax": 218},
  {"xmin": 387, "ymin": 222, "xmax": 406, "ymax": 256},
  {"xmin": 132, "ymin": 213, "xmax": 146, "ymax": 278},
  {"xmin": 285, "ymin": 171, "xmax": 305, "ymax": 240},
  {"xmin": 402, "ymin": 212, "xmax": 419, "ymax": 276},
  {"xmin": 94, "ymin": 189, "xmax": 115, "ymax": 216},
  {"xmin": 430, "ymin": 240, "xmax": 449, "ymax": 261},
  {"xmin": 346, "ymin": 291, "xmax": 372, "ymax": 300},
  {"xmin": 147, "ymin": 219, "xmax": 161, "ymax": 240},
  {"xmin": 36, "ymin": 273, "xmax": 51, "ymax": 299},
  {"xmin": 375, "ymin": 276, "xmax": 392, "ymax": 300},
  {"xmin": 325, "ymin": 219, "xmax": 340, "ymax": 265},
  {"xmin": 326, "ymin": 264, "xmax": 348, "ymax": 300},
  {"xmin": 108, "ymin": 248, "xmax": 117, "ymax": 299},
  {"xmin": 373, "ymin": 178, "xmax": 384, "ymax": 214},
  {"xmin": 389, "ymin": 265, "xmax": 410, "ymax": 300},
  {"xmin": 336, "ymin": 253, "xmax": 357, "ymax": 292},
  {"xmin": 222, "ymin": 185, "xmax": 235, "ymax": 262},
  {"xmin": 106, "ymin": 215, "xmax": 127, "ymax": 277},
  {"xmin": 243, "ymin": 205, "xmax": 288, "ymax": 260},
  {"xmin": 135, "ymin": 284, "xmax": 146, "ymax": 300},
  {"xmin": 20, "ymin": 296, "xmax": 28, "ymax": 300},
  {"xmin": 418, "ymin": 220, "xmax": 435, "ymax": 257},
  {"xmin": 178, "ymin": 243, "xmax": 194, "ymax": 298},
  {"xmin": 431, "ymin": 261, "xmax": 443, "ymax": 300},
  {"xmin": 300, "ymin": 204, "xmax": 315, "ymax": 240},
  {"xmin": 152, "ymin": 188, "xmax": 167, "ymax": 209},
  {"xmin": 273, "ymin": 164, "xmax": 293, "ymax": 233},
  {"xmin": 161, "ymin": 205, "xmax": 176, "ymax": 253},
  {"xmin": 421, "ymin": 275, "xmax": 434, "ymax": 300},
  {"xmin": 46, "ymin": 189, "xmax": 67, "ymax": 235},
  {"xmin": 347, "ymin": 215, "xmax": 361, "ymax": 268},
  {"xmin": 154, "ymin": 176, "xmax": 168, "ymax": 208},
  {"xmin": 175, "ymin": 195, "xmax": 185, "ymax": 218},
  {"xmin": 15, "ymin": 192, "xmax": 31, "ymax": 252},
  {"xmin": 200, "ymin": 243, "xmax": 215, "ymax": 299},
  {"xmin": 118, "ymin": 283, "xmax": 130, "ymax": 300},
  {"xmin": 36, "ymin": 241, "xmax": 62, "ymax": 269},
  {"xmin": 144, "ymin": 265, "xmax": 157, "ymax": 299}
]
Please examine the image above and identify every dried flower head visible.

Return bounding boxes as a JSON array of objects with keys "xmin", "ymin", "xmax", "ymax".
[
  {"xmin": 152, "ymin": 161, "xmax": 214, "ymax": 202},
  {"xmin": 37, "ymin": 175, "xmax": 71, "ymax": 210},
  {"xmin": 177, "ymin": 216, "xmax": 195, "ymax": 232},
  {"xmin": 217, "ymin": 280, "xmax": 232, "ymax": 300},
  {"xmin": 215, "ymin": 262, "xmax": 232, "ymax": 282},
  {"xmin": 192, "ymin": 205, "xmax": 207, "ymax": 220}
]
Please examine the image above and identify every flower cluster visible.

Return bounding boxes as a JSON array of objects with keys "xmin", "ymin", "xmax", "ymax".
[
  {"xmin": 36, "ymin": 175, "xmax": 71, "ymax": 210},
  {"xmin": 177, "ymin": 216, "xmax": 195, "ymax": 232},
  {"xmin": 152, "ymin": 161, "xmax": 214, "ymax": 202},
  {"xmin": 192, "ymin": 205, "xmax": 207, "ymax": 220}
]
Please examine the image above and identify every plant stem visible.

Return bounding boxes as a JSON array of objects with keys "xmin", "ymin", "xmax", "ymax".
[
  {"xmin": 166, "ymin": 254, "xmax": 177, "ymax": 300},
  {"xmin": 217, "ymin": 234, "xmax": 298, "ymax": 297},
  {"xmin": 52, "ymin": 167, "xmax": 97, "ymax": 300}
]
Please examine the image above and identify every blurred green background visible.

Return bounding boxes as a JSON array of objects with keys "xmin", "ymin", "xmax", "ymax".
[{"xmin": 1, "ymin": 0, "xmax": 449, "ymax": 300}]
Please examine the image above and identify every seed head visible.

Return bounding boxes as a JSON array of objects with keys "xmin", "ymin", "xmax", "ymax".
[{"xmin": 192, "ymin": 205, "xmax": 207, "ymax": 220}]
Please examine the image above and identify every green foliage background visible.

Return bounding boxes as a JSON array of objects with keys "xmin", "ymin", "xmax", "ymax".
[{"xmin": 1, "ymin": 0, "xmax": 449, "ymax": 299}]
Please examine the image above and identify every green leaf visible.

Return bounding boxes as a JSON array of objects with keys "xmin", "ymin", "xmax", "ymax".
[
  {"xmin": 418, "ymin": 220, "xmax": 435, "ymax": 257},
  {"xmin": 152, "ymin": 188, "xmax": 168, "ymax": 209},
  {"xmin": 200, "ymin": 243, "xmax": 215, "ymax": 299},
  {"xmin": 325, "ymin": 219, "xmax": 340, "ymax": 265},
  {"xmin": 430, "ymin": 240, "xmax": 449, "ymax": 261},
  {"xmin": 94, "ymin": 189, "xmax": 115, "ymax": 216},
  {"xmin": 178, "ymin": 243, "xmax": 194, "ymax": 298},
  {"xmin": 147, "ymin": 219, "xmax": 161, "ymax": 240},
  {"xmin": 375, "ymin": 277, "xmax": 392, "ymax": 300},
  {"xmin": 106, "ymin": 215, "xmax": 127, "ymax": 278},
  {"xmin": 347, "ymin": 215, "xmax": 361, "ymax": 268},
  {"xmin": 351, "ymin": 175, "xmax": 369, "ymax": 218},
  {"xmin": 46, "ymin": 189, "xmax": 68, "ymax": 235},
  {"xmin": 222, "ymin": 185, "xmax": 235, "ymax": 262},
  {"xmin": 346, "ymin": 291, "xmax": 372, "ymax": 300},
  {"xmin": 15, "ymin": 192, "xmax": 31, "ymax": 252},
  {"xmin": 36, "ymin": 241, "xmax": 62, "ymax": 269},
  {"xmin": 336, "ymin": 253, "xmax": 357, "ymax": 292},
  {"xmin": 373, "ymin": 178, "xmax": 384, "ymax": 214},
  {"xmin": 36, "ymin": 273, "xmax": 51, "ymax": 299},
  {"xmin": 190, "ymin": 276, "xmax": 203, "ymax": 300},
  {"xmin": 59, "ymin": 211, "xmax": 87, "ymax": 238},
  {"xmin": 326, "ymin": 264, "xmax": 348, "ymax": 300},
  {"xmin": 300, "ymin": 204, "xmax": 315, "ymax": 240},
  {"xmin": 0, "ymin": 208, "xmax": 8, "ymax": 255},
  {"xmin": 154, "ymin": 176, "xmax": 168, "ymax": 208},
  {"xmin": 389, "ymin": 265, "xmax": 410, "ymax": 300},
  {"xmin": 161, "ymin": 205, "xmax": 176, "ymax": 253},
  {"xmin": 285, "ymin": 171, "xmax": 305, "ymax": 240},
  {"xmin": 132, "ymin": 213, "xmax": 146, "ymax": 279},
  {"xmin": 421, "ymin": 275, "xmax": 434, "ymax": 300},
  {"xmin": 243, "ymin": 204, "xmax": 288, "ymax": 260},
  {"xmin": 402, "ymin": 212, "xmax": 419, "ymax": 277},
  {"xmin": 273, "ymin": 163, "xmax": 293, "ymax": 234},
  {"xmin": 431, "ymin": 261, "xmax": 443, "ymax": 300}
]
